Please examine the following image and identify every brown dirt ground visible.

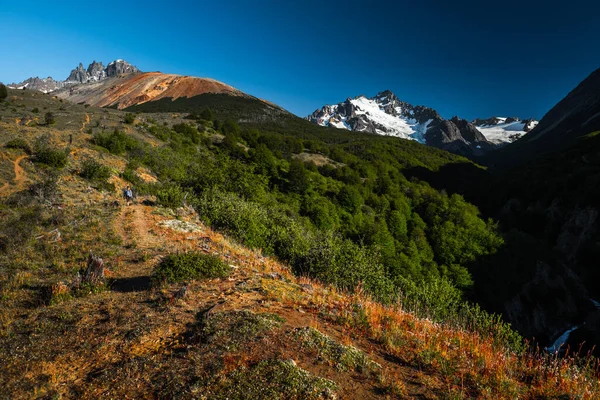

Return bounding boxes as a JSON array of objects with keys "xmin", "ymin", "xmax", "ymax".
[{"xmin": 0, "ymin": 154, "xmax": 29, "ymax": 197}]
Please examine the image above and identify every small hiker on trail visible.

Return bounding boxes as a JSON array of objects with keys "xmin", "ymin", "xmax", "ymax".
[{"xmin": 124, "ymin": 185, "xmax": 133, "ymax": 206}]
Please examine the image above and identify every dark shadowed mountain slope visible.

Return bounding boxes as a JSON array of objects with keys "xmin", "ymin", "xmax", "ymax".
[{"xmin": 485, "ymin": 66, "xmax": 600, "ymax": 168}]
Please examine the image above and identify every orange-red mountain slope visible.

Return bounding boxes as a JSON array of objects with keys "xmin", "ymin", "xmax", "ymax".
[{"xmin": 55, "ymin": 72, "xmax": 249, "ymax": 109}]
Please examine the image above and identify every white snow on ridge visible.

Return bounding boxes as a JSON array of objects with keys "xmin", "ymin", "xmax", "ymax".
[
  {"xmin": 476, "ymin": 118, "xmax": 539, "ymax": 144},
  {"xmin": 314, "ymin": 96, "xmax": 431, "ymax": 144},
  {"xmin": 349, "ymin": 96, "xmax": 429, "ymax": 143}
]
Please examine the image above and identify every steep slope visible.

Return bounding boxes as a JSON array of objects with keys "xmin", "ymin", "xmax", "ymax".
[
  {"xmin": 472, "ymin": 117, "xmax": 538, "ymax": 145},
  {"xmin": 308, "ymin": 91, "xmax": 493, "ymax": 156},
  {"xmin": 486, "ymin": 66, "xmax": 600, "ymax": 167}
]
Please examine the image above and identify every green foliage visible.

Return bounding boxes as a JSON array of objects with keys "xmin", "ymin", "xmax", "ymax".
[
  {"xmin": 396, "ymin": 275, "xmax": 525, "ymax": 354},
  {"xmin": 33, "ymin": 136, "xmax": 67, "ymax": 168},
  {"xmin": 31, "ymin": 107, "xmax": 39, "ymax": 113},
  {"xmin": 148, "ymin": 124, "xmax": 173, "ymax": 141},
  {"xmin": 123, "ymin": 113, "xmax": 135, "ymax": 124},
  {"xmin": 92, "ymin": 129, "xmax": 139, "ymax": 155},
  {"xmin": 5, "ymin": 138, "xmax": 32, "ymax": 154},
  {"xmin": 44, "ymin": 112, "xmax": 55, "ymax": 125},
  {"xmin": 152, "ymin": 181, "xmax": 186, "ymax": 209},
  {"xmin": 221, "ymin": 120, "xmax": 241, "ymax": 137},
  {"xmin": 80, "ymin": 159, "xmax": 112, "ymax": 181},
  {"xmin": 200, "ymin": 108, "xmax": 214, "ymax": 121},
  {"xmin": 0, "ymin": 83, "xmax": 7, "ymax": 101},
  {"xmin": 124, "ymin": 94, "xmax": 509, "ymax": 334},
  {"xmin": 152, "ymin": 252, "xmax": 231, "ymax": 284},
  {"xmin": 172, "ymin": 122, "xmax": 201, "ymax": 144},
  {"xmin": 79, "ymin": 159, "xmax": 114, "ymax": 191}
]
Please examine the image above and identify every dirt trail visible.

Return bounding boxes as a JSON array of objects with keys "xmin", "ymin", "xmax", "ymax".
[
  {"xmin": 112, "ymin": 203, "xmax": 166, "ymax": 292},
  {"xmin": 0, "ymin": 155, "xmax": 29, "ymax": 197},
  {"xmin": 116, "ymin": 204, "xmax": 162, "ymax": 251},
  {"xmin": 80, "ymin": 113, "xmax": 90, "ymax": 133}
]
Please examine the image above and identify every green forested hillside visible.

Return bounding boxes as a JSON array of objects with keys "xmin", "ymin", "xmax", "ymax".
[{"xmin": 126, "ymin": 95, "xmax": 509, "ymax": 332}]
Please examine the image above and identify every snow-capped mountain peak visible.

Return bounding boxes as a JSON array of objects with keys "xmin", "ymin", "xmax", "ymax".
[
  {"xmin": 308, "ymin": 90, "xmax": 442, "ymax": 142},
  {"xmin": 307, "ymin": 91, "xmax": 490, "ymax": 156}
]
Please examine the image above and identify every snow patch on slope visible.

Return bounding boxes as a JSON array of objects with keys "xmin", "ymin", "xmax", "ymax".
[
  {"xmin": 347, "ymin": 96, "xmax": 431, "ymax": 143},
  {"xmin": 476, "ymin": 119, "xmax": 539, "ymax": 144}
]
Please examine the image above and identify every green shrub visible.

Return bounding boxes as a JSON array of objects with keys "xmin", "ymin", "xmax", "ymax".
[
  {"xmin": 80, "ymin": 159, "xmax": 112, "ymax": 181},
  {"xmin": 121, "ymin": 167, "xmax": 142, "ymax": 186},
  {"xmin": 79, "ymin": 159, "xmax": 114, "ymax": 191},
  {"xmin": 153, "ymin": 181, "xmax": 186, "ymax": 208},
  {"xmin": 44, "ymin": 112, "xmax": 55, "ymax": 125},
  {"xmin": 173, "ymin": 122, "xmax": 201, "ymax": 144},
  {"xmin": 34, "ymin": 136, "xmax": 67, "ymax": 168},
  {"xmin": 396, "ymin": 275, "xmax": 525, "ymax": 354},
  {"xmin": 5, "ymin": 138, "xmax": 32, "ymax": 154},
  {"xmin": 152, "ymin": 252, "xmax": 231, "ymax": 284},
  {"xmin": 124, "ymin": 113, "xmax": 135, "ymax": 124},
  {"xmin": 91, "ymin": 129, "xmax": 138, "ymax": 155},
  {"xmin": 196, "ymin": 189, "xmax": 395, "ymax": 302},
  {"xmin": 200, "ymin": 108, "xmax": 214, "ymax": 121},
  {"xmin": 0, "ymin": 83, "xmax": 7, "ymax": 101},
  {"xmin": 32, "ymin": 107, "xmax": 39, "ymax": 113},
  {"xmin": 148, "ymin": 124, "xmax": 173, "ymax": 141}
]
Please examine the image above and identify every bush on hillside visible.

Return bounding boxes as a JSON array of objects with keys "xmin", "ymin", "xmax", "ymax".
[
  {"xmin": 152, "ymin": 252, "xmax": 231, "ymax": 284},
  {"xmin": 80, "ymin": 159, "xmax": 112, "ymax": 182},
  {"xmin": 44, "ymin": 112, "xmax": 55, "ymax": 125},
  {"xmin": 0, "ymin": 83, "xmax": 7, "ymax": 101},
  {"xmin": 33, "ymin": 136, "xmax": 67, "ymax": 168},
  {"xmin": 91, "ymin": 129, "xmax": 139, "ymax": 155},
  {"xmin": 79, "ymin": 159, "xmax": 114, "ymax": 191},
  {"xmin": 5, "ymin": 138, "xmax": 32, "ymax": 154},
  {"xmin": 124, "ymin": 113, "xmax": 135, "ymax": 124},
  {"xmin": 152, "ymin": 181, "xmax": 186, "ymax": 208}
]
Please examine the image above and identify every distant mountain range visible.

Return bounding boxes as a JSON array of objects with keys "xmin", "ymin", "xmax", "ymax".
[
  {"xmin": 7, "ymin": 60, "xmax": 141, "ymax": 93},
  {"xmin": 3, "ymin": 59, "xmax": 560, "ymax": 157},
  {"xmin": 307, "ymin": 91, "xmax": 538, "ymax": 153},
  {"xmin": 7, "ymin": 59, "xmax": 251, "ymax": 110}
]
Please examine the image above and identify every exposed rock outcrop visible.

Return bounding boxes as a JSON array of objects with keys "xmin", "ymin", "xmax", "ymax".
[{"xmin": 8, "ymin": 59, "xmax": 140, "ymax": 92}]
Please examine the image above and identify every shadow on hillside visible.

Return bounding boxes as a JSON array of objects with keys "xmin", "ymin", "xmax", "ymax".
[
  {"xmin": 403, "ymin": 162, "xmax": 504, "ymax": 217},
  {"xmin": 111, "ymin": 276, "xmax": 151, "ymax": 292}
]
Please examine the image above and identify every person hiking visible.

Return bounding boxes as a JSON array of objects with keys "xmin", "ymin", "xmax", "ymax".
[{"xmin": 124, "ymin": 185, "xmax": 133, "ymax": 206}]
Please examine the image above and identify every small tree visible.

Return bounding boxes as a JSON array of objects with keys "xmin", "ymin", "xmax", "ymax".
[
  {"xmin": 44, "ymin": 112, "xmax": 55, "ymax": 125},
  {"xmin": 0, "ymin": 83, "xmax": 7, "ymax": 102},
  {"xmin": 200, "ymin": 108, "xmax": 214, "ymax": 121},
  {"xmin": 124, "ymin": 113, "xmax": 135, "ymax": 124}
]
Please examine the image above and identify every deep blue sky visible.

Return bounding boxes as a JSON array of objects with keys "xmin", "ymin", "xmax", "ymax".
[{"xmin": 1, "ymin": 0, "xmax": 599, "ymax": 120}]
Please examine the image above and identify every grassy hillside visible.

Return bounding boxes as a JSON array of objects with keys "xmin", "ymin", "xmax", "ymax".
[{"xmin": 1, "ymin": 89, "xmax": 599, "ymax": 398}]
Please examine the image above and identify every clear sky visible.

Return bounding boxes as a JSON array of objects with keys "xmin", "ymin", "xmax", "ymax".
[{"xmin": 1, "ymin": 0, "xmax": 599, "ymax": 120}]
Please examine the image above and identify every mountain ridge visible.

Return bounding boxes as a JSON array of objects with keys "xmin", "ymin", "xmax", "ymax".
[
  {"xmin": 307, "ymin": 91, "xmax": 494, "ymax": 155},
  {"xmin": 7, "ymin": 59, "xmax": 141, "ymax": 93}
]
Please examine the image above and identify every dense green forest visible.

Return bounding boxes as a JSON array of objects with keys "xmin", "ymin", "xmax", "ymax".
[{"xmin": 121, "ymin": 96, "xmax": 523, "ymax": 348}]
